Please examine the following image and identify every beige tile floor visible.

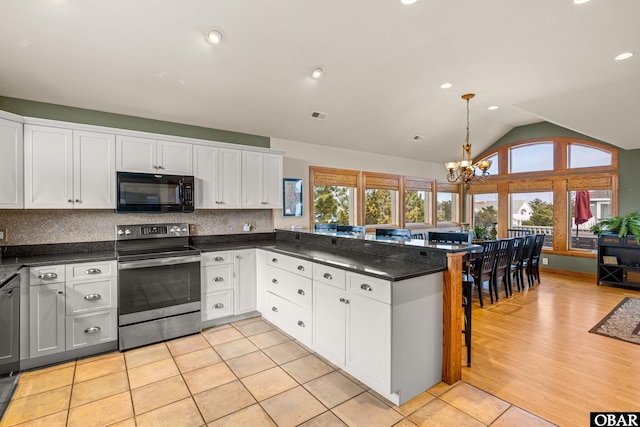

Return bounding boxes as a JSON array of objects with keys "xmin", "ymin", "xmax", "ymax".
[{"xmin": 0, "ymin": 317, "xmax": 556, "ymax": 427}]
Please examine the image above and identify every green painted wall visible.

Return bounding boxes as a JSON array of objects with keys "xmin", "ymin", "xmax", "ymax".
[
  {"xmin": 489, "ymin": 121, "xmax": 610, "ymax": 149},
  {"xmin": 618, "ymin": 148, "xmax": 640, "ymax": 216},
  {"xmin": 0, "ymin": 96, "xmax": 270, "ymax": 148}
]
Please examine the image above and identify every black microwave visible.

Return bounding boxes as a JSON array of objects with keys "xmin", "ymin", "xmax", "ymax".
[{"xmin": 116, "ymin": 172, "xmax": 195, "ymax": 213}]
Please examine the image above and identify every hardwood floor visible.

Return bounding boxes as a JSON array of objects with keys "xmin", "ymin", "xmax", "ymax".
[{"xmin": 463, "ymin": 271, "xmax": 640, "ymax": 427}]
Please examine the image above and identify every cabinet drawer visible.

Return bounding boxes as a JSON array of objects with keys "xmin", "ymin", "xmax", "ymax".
[
  {"xmin": 313, "ymin": 263, "xmax": 346, "ymax": 289},
  {"xmin": 65, "ymin": 309, "xmax": 117, "ymax": 350},
  {"xmin": 266, "ymin": 292, "xmax": 311, "ymax": 345},
  {"xmin": 201, "ymin": 265, "xmax": 233, "ymax": 292},
  {"xmin": 66, "ymin": 260, "xmax": 116, "ymax": 280},
  {"xmin": 201, "ymin": 251, "xmax": 233, "ymax": 266},
  {"xmin": 347, "ymin": 272, "xmax": 391, "ymax": 304},
  {"xmin": 30, "ymin": 265, "xmax": 65, "ymax": 285},
  {"xmin": 267, "ymin": 266, "xmax": 312, "ymax": 310},
  {"xmin": 266, "ymin": 251, "xmax": 312, "ymax": 278},
  {"xmin": 65, "ymin": 278, "xmax": 117, "ymax": 315},
  {"xmin": 202, "ymin": 291, "xmax": 234, "ymax": 321}
]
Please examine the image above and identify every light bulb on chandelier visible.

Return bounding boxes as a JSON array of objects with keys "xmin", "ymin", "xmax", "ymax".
[{"xmin": 444, "ymin": 93, "xmax": 491, "ymax": 189}]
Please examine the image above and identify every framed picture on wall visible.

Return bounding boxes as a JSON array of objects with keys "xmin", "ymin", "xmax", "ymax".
[{"xmin": 283, "ymin": 178, "xmax": 303, "ymax": 217}]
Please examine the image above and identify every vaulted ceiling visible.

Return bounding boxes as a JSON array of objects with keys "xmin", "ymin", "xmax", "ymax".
[{"xmin": 1, "ymin": 0, "xmax": 638, "ymax": 163}]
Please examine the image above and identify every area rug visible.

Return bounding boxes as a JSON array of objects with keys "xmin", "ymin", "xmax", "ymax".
[{"xmin": 589, "ymin": 297, "xmax": 640, "ymax": 345}]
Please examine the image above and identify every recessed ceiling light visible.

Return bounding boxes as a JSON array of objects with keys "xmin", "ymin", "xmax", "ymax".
[
  {"xmin": 205, "ymin": 29, "xmax": 223, "ymax": 45},
  {"xmin": 440, "ymin": 83, "xmax": 452, "ymax": 89},
  {"xmin": 488, "ymin": 106, "xmax": 499, "ymax": 111},
  {"xmin": 311, "ymin": 66, "xmax": 324, "ymax": 79},
  {"xmin": 401, "ymin": 0, "xmax": 418, "ymax": 4},
  {"xmin": 614, "ymin": 52, "xmax": 634, "ymax": 61},
  {"xmin": 573, "ymin": 0, "xmax": 590, "ymax": 4}
]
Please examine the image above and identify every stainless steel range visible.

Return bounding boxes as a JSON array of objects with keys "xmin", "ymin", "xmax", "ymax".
[{"xmin": 116, "ymin": 223, "xmax": 201, "ymax": 351}]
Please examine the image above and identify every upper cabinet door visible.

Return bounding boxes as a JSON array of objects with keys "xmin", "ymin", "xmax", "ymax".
[
  {"xmin": 115, "ymin": 135, "xmax": 156, "ymax": 173},
  {"xmin": 24, "ymin": 125, "xmax": 74, "ymax": 209},
  {"xmin": 73, "ymin": 131, "xmax": 116, "ymax": 209},
  {"xmin": 217, "ymin": 148, "xmax": 242, "ymax": 209},
  {"xmin": 193, "ymin": 145, "xmax": 217, "ymax": 209},
  {"xmin": 0, "ymin": 118, "xmax": 24, "ymax": 208},
  {"xmin": 242, "ymin": 151, "xmax": 264, "ymax": 208},
  {"xmin": 262, "ymin": 153, "xmax": 283, "ymax": 208},
  {"xmin": 157, "ymin": 140, "xmax": 192, "ymax": 175}
]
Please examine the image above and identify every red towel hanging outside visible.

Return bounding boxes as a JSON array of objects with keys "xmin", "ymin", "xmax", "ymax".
[{"xmin": 574, "ymin": 191, "xmax": 593, "ymax": 236}]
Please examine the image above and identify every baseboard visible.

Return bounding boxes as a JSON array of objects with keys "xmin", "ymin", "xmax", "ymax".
[{"xmin": 540, "ymin": 266, "xmax": 596, "ymax": 281}]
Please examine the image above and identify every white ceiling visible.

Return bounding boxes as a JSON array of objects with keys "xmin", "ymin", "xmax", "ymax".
[{"xmin": 1, "ymin": 0, "xmax": 639, "ymax": 163}]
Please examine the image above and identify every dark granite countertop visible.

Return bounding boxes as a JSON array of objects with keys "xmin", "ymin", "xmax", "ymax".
[{"xmin": 0, "ymin": 251, "xmax": 117, "ymax": 283}]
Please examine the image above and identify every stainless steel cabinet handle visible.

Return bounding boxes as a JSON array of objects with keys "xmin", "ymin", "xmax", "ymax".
[
  {"xmin": 361, "ymin": 284, "xmax": 373, "ymax": 292},
  {"xmin": 84, "ymin": 293, "xmax": 101, "ymax": 301},
  {"xmin": 297, "ymin": 320, "xmax": 305, "ymax": 327},
  {"xmin": 298, "ymin": 289, "xmax": 305, "ymax": 296},
  {"xmin": 272, "ymin": 279, "xmax": 278, "ymax": 284},
  {"xmin": 272, "ymin": 306, "xmax": 278, "ymax": 312},
  {"xmin": 272, "ymin": 258, "xmax": 278, "ymax": 263},
  {"xmin": 85, "ymin": 268, "xmax": 101, "ymax": 275},
  {"xmin": 297, "ymin": 265, "xmax": 305, "ymax": 271},
  {"xmin": 213, "ymin": 303, "xmax": 224, "ymax": 309},
  {"xmin": 213, "ymin": 277, "xmax": 224, "ymax": 282},
  {"xmin": 213, "ymin": 256, "xmax": 224, "ymax": 262},
  {"xmin": 38, "ymin": 272, "xmax": 58, "ymax": 280},
  {"xmin": 84, "ymin": 326, "xmax": 101, "ymax": 334},
  {"xmin": 323, "ymin": 273, "xmax": 333, "ymax": 280}
]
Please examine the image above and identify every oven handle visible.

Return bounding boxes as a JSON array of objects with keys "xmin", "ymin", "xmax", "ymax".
[{"xmin": 118, "ymin": 255, "xmax": 201, "ymax": 270}]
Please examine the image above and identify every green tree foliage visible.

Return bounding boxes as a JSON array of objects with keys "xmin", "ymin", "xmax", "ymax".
[
  {"xmin": 437, "ymin": 200, "xmax": 452, "ymax": 222},
  {"xmin": 313, "ymin": 186, "xmax": 350, "ymax": 225},
  {"xmin": 365, "ymin": 189, "xmax": 392, "ymax": 224},
  {"xmin": 405, "ymin": 190, "xmax": 425, "ymax": 223},
  {"xmin": 522, "ymin": 198, "xmax": 554, "ymax": 226},
  {"xmin": 475, "ymin": 205, "xmax": 497, "ymax": 228}
]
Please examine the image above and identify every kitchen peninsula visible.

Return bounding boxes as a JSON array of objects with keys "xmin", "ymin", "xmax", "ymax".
[{"xmin": 0, "ymin": 227, "xmax": 473, "ymax": 405}]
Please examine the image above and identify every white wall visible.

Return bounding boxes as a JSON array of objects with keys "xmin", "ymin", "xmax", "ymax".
[{"xmin": 270, "ymin": 138, "xmax": 447, "ymax": 230}]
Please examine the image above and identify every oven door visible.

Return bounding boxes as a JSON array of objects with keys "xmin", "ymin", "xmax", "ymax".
[{"xmin": 118, "ymin": 255, "xmax": 201, "ymax": 326}]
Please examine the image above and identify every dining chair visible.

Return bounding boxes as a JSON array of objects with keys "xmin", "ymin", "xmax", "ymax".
[
  {"xmin": 428, "ymin": 231, "xmax": 472, "ymax": 244},
  {"xmin": 527, "ymin": 234, "xmax": 546, "ymax": 286},
  {"xmin": 469, "ymin": 240, "xmax": 499, "ymax": 308},
  {"xmin": 375, "ymin": 228, "xmax": 411, "ymax": 240},
  {"xmin": 493, "ymin": 238, "xmax": 515, "ymax": 300},
  {"xmin": 507, "ymin": 236, "xmax": 526, "ymax": 293},
  {"xmin": 314, "ymin": 223, "xmax": 338, "ymax": 232},
  {"xmin": 519, "ymin": 235, "xmax": 536, "ymax": 288},
  {"xmin": 337, "ymin": 225, "xmax": 365, "ymax": 235}
]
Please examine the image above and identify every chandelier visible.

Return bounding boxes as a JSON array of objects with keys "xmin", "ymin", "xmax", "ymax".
[{"xmin": 444, "ymin": 93, "xmax": 491, "ymax": 188}]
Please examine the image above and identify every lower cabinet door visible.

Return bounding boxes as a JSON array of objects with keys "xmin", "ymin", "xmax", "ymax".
[
  {"xmin": 30, "ymin": 283, "xmax": 66, "ymax": 358},
  {"xmin": 65, "ymin": 309, "xmax": 117, "ymax": 350},
  {"xmin": 202, "ymin": 290, "xmax": 233, "ymax": 321},
  {"xmin": 312, "ymin": 282, "xmax": 346, "ymax": 366}
]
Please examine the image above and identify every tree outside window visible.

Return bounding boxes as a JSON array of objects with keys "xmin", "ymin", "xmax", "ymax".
[{"xmin": 313, "ymin": 185, "xmax": 352, "ymax": 225}]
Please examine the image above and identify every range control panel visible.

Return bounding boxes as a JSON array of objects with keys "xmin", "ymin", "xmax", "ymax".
[{"xmin": 115, "ymin": 223, "xmax": 190, "ymax": 240}]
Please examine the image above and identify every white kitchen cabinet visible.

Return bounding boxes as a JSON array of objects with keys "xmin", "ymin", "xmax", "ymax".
[
  {"xmin": 201, "ymin": 249, "xmax": 257, "ymax": 324},
  {"xmin": 242, "ymin": 151, "xmax": 283, "ymax": 208},
  {"xmin": 116, "ymin": 135, "xmax": 192, "ymax": 175},
  {"xmin": 312, "ymin": 281, "xmax": 346, "ymax": 364},
  {"xmin": 29, "ymin": 282, "xmax": 66, "ymax": 358},
  {"xmin": 29, "ymin": 261, "xmax": 118, "ymax": 358},
  {"xmin": 234, "ymin": 249, "xmax": 256, "ymax": 315},
  {"xmin": 24, "ymin": 125, "xmax": 115, "ymax": 209},
  {"xmin": 193, "ymin": 145, "xmax": 241, "ymax": 209},
  {"xmin": 0, "ymin": 118, "xmax": 24, "ymax": 208}
]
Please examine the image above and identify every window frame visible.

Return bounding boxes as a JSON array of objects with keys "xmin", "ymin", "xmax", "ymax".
[{"xmin": 403, "ymin": 176, "xmax": 435, "ymax": 228}]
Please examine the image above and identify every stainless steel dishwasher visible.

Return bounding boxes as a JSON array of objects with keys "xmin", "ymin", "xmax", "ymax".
[{"xmin": 0, "ymin": 274, "xmax": 20, "ymax": 376}]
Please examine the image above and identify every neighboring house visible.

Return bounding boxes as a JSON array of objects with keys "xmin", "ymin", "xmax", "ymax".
[{"xmin": 511, "ymin": 200, "xmax": 532, "ymax": 226}]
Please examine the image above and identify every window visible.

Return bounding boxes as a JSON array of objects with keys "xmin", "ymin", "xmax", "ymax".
[
  {"xmin": 363, "ymin": 172, "xmax": 400, "ymax": 226},
  {"xmin": 404, "ymin": 176, "xmax": 433, "ymax": 226},
  {"xmin": 568, "ymin": 144, "xmax": 612, "ymax": 169},
  {"xmin": 479, "ymin": 153, "xmax": 499, "ymax": 176},
  {"xmin": 436, "ymin": 182, "xmax": 460, "ymax": 224},
  {"xmin": 473, "ymin": 193, "xmax": 498, "ymax": 228},
  {"xmin": 469, "ymin": 137, "xmax": 618, "ymax": 256},
  {"xmin": 310, "ymin": 167, "xmax": 358, "ymax": 226},
  {"xmin": 509, "ymin": 142, "xmax": 554, "ymax": 173},
  {"xmin": 569, "ymin": 190, "xmax": 612, "ymax": 250}
]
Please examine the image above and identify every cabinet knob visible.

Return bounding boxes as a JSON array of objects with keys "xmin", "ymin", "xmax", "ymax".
[
  {"xmin": 219, "ymin": 201, "xmax": 225, "ymax": 204},
  {"xmin": 323, "ymin": 273, "xmax": 333, "ymax": 280},
  {"xmin": 58, "ymin": 291, "xmax": 64, "ymax": 295},
  {"xmin": 213, "ymin": 303, "xmax": 224, "ymax": 309},
  {"xmin": 271, "ymin": 306, "xmax": 278, "ymax": 312},
  {"xmin": 213, "ymin": 257, "xmax": 224, "ymax": 262},
  {"xmin": 272, "ymin": 258, "xmax": 278, "ymax": 263},
  {"xmin": 68, "ymin": 199, "xmax": 74, "ymax": 203},
  {"xmin": 84, "ymin": 293, "xmax": 101, "ymax": 301},
  {"xmin": 360, "ymin": 284, "xmax": 373, "ymax": 292},
  {"xmin": 272, "ymin": 279, "xmax": 278, "ymax": 284},
  {"xmin": 158, "ymin": 165, "xmax": 164, "ymax": 170},
  {"xmin": 297, "ymin": 320, "xmax": 305, "ymax": 328},
  {"xmin": 213, "ymin": 277, "xmax": 224, "ymax": 282},
  {"xmin": 38, "ymin": 272, "xmax": 58, "ymax": 280},
  {"xmin": 297, "ymin": 265, "xmax": 305, "ymax": 271},
  {"xmin": 85, "ymin": 268, "xmax": 102, "ymax": 275},
  {"xmin": 75, "ymin": 199, "xmax": 81, "ymax": 203},
  {"xmin": 84, "ymin": 326, "xmax": 101, "ymax": 334},
  {"xmin": 297, "ymin": 289, "xmax": 305, "ymax": 296},
  {"xmin": 339, "ymin": 297, "xmax": 346, "ymax": 303}
]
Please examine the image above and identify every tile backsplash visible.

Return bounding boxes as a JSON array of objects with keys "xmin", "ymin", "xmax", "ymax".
[{"xmin": 0, "ymin": 209, "xmax": 272, "ymax": 246}]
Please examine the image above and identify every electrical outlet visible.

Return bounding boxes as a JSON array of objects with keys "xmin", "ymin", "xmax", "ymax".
[
  {"xmin": 542, "ymin": 257, "xmax": 549, "ymax": 265},
  {"xmin": 0, "ymin": 229, "xmax": 5, "ymax": 242}
]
